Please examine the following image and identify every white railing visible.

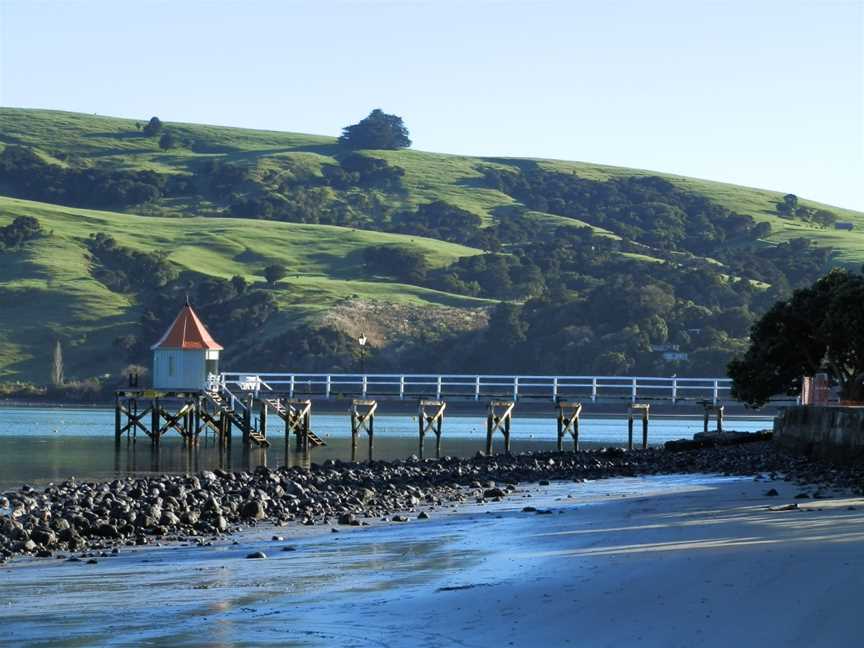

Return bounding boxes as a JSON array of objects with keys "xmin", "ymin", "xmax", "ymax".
[{"xmin": 218, "ymin": 373, "xmax": 740, "ymax": 405}]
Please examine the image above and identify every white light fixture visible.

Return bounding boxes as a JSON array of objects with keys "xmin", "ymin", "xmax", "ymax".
[{"xmin": 358, "ymin": 334, "xmax": 368, "ymax": 347}]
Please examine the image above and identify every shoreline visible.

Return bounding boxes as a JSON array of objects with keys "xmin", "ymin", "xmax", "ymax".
[
  {"xmin": 1, "ymin": 439, "xmax": 858, "ymax": 565},
  {"xmin": 3, "ymin": 472, "xmax": 863, "ymax": 646}
]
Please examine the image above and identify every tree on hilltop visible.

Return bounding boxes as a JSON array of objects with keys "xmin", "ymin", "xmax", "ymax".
[
  {"xmin": 339, "ymin": 109, "xmax": 411, "ymax": 150},
  {"xmin": 142, "ymin": 116, "xmax": 163, "ymax": 137},
  {"xmin": 728, "ymin": 268, "xmax": 864, "ymax": 406}
]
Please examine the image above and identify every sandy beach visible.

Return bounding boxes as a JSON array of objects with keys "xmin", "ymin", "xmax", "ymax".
[{"xmin": 3, "ymin": 472, "xmax": 862, "ymax": 647}]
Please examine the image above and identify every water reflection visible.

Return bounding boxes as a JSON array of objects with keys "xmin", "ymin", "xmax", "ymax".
[{"xmin": 0, "ymin": 408, "xmax": 772, "ymax": 489}]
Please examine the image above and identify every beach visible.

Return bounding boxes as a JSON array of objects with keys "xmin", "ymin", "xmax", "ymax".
[{"xmin": 3, "ymin": 471, "xmax": 863, "ymax": 647}]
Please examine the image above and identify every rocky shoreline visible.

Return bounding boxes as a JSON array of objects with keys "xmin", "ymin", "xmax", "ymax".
[{"xmin": 2, "ymin": 440, "xmax": 862, "ymax": 564}]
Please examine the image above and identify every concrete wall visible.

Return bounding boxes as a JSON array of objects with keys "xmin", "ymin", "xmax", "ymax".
[{"xmin": 773, "ymin": 406, "xmax": 864, "ymax": 461}]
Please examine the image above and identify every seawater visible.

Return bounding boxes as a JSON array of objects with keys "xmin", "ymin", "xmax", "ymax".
[{"xmin": 0, "ymin": 407, "xmax": 772, "ymax": 489}]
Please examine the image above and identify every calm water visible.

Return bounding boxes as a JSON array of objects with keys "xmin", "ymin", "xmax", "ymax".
[{"xmin": 0, "ymin": 407, "xmax": 772, "ymax": 489}]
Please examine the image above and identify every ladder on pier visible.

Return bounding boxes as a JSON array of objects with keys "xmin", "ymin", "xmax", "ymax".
[
  {"xmin": 263, "ymin": 398, "xmax": 326, "ymax": 447},
  {"xmin": 206, "ymin": 391, "xmax": 271, "ymax": 448}
]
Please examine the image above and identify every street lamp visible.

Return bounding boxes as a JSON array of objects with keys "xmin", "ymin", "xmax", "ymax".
[{"xmin": 358, "ymin": 334, "xmax": 368, "ymax": 374}]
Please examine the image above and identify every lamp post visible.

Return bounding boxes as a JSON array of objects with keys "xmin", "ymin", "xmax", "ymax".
[{"xmin": 358, "ymin": 334, "xmax": 368, "ymax": 375}]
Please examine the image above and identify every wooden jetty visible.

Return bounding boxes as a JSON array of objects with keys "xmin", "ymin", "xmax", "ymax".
[{"xmin": 112, "ymin": 302, "xmax": 750, "ymax": 457}]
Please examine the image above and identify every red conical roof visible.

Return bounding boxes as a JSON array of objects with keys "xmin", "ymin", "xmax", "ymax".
[{"xmin": 150, "ymin": 304, "xmax": 223, "ymax": 351}]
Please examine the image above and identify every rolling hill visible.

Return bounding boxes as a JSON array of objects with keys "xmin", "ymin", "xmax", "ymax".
[{"xmin": 0, "ymin": 108, "xmax": 861, "ymax": 386}]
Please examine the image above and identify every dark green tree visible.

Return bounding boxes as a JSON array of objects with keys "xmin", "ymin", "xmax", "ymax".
[
  {"xmin": 158, "ymin": 130, "xmax": 177, "ymax": 150},
  {"xmin": 264, "ymin": 263, "xmax": 288, "ymax": 286},
  {"xmin": 142, "ymin": 116, "xmax": 163, "ymax": 137},
  {"xmin": 338, "ymin": 109, "xmax": 411, "ymax": 150},
  {"xmin": 728, "ymin": 268, "xmax": 864, "ymax": 406}
]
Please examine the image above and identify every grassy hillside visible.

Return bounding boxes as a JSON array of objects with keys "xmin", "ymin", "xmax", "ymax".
[
  {"xmin": 0, "ymin": 107, "xmax": 861, "ymax": 384},
  {"xmin": 0, "ymin": 196, "xmax": 487, "ymax": 381}
]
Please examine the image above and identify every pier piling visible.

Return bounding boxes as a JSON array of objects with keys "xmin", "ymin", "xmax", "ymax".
[
  {"xmin": 418, "ymin": 400, "xmax": 446, "ymax": 459},
  {"xmin": 556, "ymin": 401, "xmax": 582, "ymax": 452},
  {"xmin": 486, "ymin": 401, "xmax": 515, "ymax": 455},
  {"xmin": 350, "ymin": 400, "xmax": 378, "ymax": 462}
]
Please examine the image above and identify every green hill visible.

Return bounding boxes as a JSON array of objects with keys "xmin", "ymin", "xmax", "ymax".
[{"xmin": 0, "ymin": 107, "xmax": 861, "ymax": 386}]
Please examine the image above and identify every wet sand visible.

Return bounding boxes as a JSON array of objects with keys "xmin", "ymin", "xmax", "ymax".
[{"xmin": 2, "ymin": 474, "xmax": 862, "ymax": 647}]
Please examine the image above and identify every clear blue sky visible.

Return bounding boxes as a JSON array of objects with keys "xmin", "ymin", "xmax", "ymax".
[{"xmin": 1, "ymin": 0, "xmax": 862, "ymax": 210}]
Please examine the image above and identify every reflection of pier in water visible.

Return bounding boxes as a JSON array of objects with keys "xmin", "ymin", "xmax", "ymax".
[{"xmin": 112, "ymin": 432, "xmax": 314, "ymax": 479}]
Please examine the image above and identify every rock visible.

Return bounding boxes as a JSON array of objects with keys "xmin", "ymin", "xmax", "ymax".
[
  {"xmin": 764, "ymin": 489, "xmax": 779, "ymax": 497},
  {"xmin": 522, "ymin": 506, "xmax": 537, "ymax": 513},
  {"xmin": 337, "ymin": 513, "xmax": 356, "ymax": 525},
  {"xmin": 768, "ymin": 503, "xmax": 798, "ymax": 511},
  {"xmin": 417, "ymin": 511, "xmax": 430, "ymax": 520},
  {"xmin": 30, "ymin": 527, "xmax": 57, "ymax": 547},
  {"xmin": 794, "ymin": 493, "xmax": 810, "ymax": 499},
  {"xmin": 281, "ymin": 546, "xmax": 297, "ymax": 552},
  {"xmin": 241, "ymin": 500, "xmax": 266, "ymax": 520},
  {"xmin": 391, "ymin": 515, "xmax": 409, "ymax": 522},
  {"xmin": 271, "ymin": 535, "xmax": 284, "ymax": 541},
  {"xmin": 539, "ymin": 480, "xmax": 550, "ymax": 486},
  {"xmin": 245, "ymin": 551, "xmax": 267, "ymax": 559},
  {"xmin": 483, "ymin": 488, "xmax": 506, "ymax": 499}
]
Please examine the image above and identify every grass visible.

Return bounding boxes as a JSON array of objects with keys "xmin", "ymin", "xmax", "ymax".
[
  {"xmin": 0, "ymin": 196, "xmax": 486, "ymax": 381},
  {"xmin": 1, "ymin": 107, "xmax": 862, "ymax": 381}
]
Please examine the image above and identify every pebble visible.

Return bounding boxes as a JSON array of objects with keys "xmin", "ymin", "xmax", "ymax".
[{"xmin": 2, "ymin": 440, "xmax": 861, "ymax": 562}]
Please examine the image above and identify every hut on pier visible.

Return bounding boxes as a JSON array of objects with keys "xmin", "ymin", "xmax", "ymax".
[{"xmin": 151, "ymin": 302, "xmax": 223, "ymax": 391}]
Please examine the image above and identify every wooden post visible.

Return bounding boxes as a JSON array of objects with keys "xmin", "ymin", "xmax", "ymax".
[
  {"xmin": 704, "ymin": 408, "xmax": 709, "ymax": 434},
  {"xmin": 627, "ymin": 412, "xmax": 634, "ymax": 450},
  {"xmin": 151, "ymin": 398, "xmax": 160, "ymax": 446},
  {"xmin": 351, "ymin": 410, "xmax": 358, "ymax": 461},
  {"xmin": 243, "ymin": 394, "xmax": 252, "ymax": 446},
  {"xmin": 350, "ymin": 400, "xmax": 377, "ymax": 462},
  {"xmin": 486, "ymin": 401, "xmax": 515, "ymax": 456},
  {"xmin": 556, "ymin": 411, "xmax": 563, "ymax": 452},
  {"xmin": 628, "ymin": 404, "xmax": 649, "ymax": 450},
  {"xmin": 114, "ymin": 395, "xmax": 122, "ymax": 444},
  {"xmin": 259, "ymin": 399, "xmax": 268, "ymax": 443},
  {"xmin": 556, "ymin": 401, "xmax": 582, "ymax": 452},
  {"xmin": 368, "ymin": 413, "xmax": 374, "ymax": 461},
  {"xmin": 418, "ymin": 400, "xmax": 446, "ymax": 459},
  {"xmin": 642, "ymin": 408, "xmax": 649, "ymax": 450},
  {"xmin": 717, "ymin": 405, "xmax": 724, "ymax": 433},
  {"xmin": 194, "ymin": 397, "xmax": 201, "ymax": 443},
  {"xmin": 504, "ymin": 412, "xmax": 511, "ymax": 454}
]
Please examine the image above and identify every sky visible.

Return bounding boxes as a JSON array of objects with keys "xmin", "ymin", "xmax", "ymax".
[{"xmin": 1, "ymin": 0, "xmax": 862, "ymax": 210}]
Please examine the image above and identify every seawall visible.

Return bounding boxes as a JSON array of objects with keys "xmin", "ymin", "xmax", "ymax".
[{"xmin": 773, "ymin": 406, "xmax": 864, "ymax": 461}]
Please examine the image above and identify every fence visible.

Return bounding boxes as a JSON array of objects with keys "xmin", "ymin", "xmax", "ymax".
[{"xmin": 215, "ymin": 373, "xmax": 737, "ymax": 405}]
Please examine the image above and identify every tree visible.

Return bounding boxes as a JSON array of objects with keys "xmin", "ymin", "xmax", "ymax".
[
  {"xmin": 142, "ymin": 116, "xmax": 163, "ymax": 137},
  {"xmin": 51, "ymin": 340, "xmax": 64, "ymax": 386},
  {"xmin": 158, "ymin": 131, "xmax": 177, "ymax": 150},
  {"xmin": 338, "ymin": 109, "xmax": 411, "ymax": 150},
  {"xmin": 728, "ymin": 269, "xmax": 864, "ymax": 406},
  {"xmin": 264, "ymin": 263, "xmax": 288, "ymax": 286}
]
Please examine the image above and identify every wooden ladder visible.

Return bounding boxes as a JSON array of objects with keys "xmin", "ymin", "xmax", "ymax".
[
  {"xmin": 207, "ymin": 391, "xmax": 270, "ymax": 448},
  {"xmin": 264, "ymin": 398, "xmax": 326, "ymax": 447}
]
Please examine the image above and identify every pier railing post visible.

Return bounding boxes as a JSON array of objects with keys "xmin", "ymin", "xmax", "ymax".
[
  {"xmin": 474, "ymin": 376, "xmax": 481, "ymax": 401},
  {"xmin": 399, "ymin": 375, "xmax": 405, "ymax": 400},
  {"xmin": 592, "ymin": 378, "xmax": 598, "ymax": 403},
  {"xmin": 631, "ymin": 378, "xmax": 637, "ymax": 404},
  {"xmin": 325, "ymin": 375, "xmax": 331, "ymax": 400}
]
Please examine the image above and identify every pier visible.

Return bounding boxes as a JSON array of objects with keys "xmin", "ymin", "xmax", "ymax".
[{"xmin": 113, "ymin": 372, "xmax": 759, "ymax": 458}]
